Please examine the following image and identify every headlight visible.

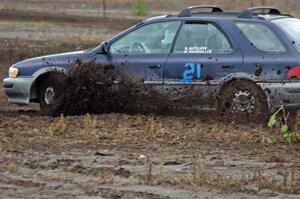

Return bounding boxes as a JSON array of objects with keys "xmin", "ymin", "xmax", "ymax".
[{"xmin": 8, "ymin": 66, "xmax": 19, "ymax": 78}]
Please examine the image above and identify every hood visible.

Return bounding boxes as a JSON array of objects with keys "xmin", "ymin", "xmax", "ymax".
[{"xmin": 13, "ymin": 50, "xmax": 95, "ymax": 76}]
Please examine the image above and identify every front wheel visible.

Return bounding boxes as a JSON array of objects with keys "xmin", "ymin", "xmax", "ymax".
[
  {"xmin": 217, "ymin": 80, "xmax": 269, "ymax": 119},
  {"xmin": 39, "ymin": 73, "xmax": 65, "ymax": 116}
]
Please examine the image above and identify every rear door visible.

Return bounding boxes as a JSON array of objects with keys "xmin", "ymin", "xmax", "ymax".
[{"xmin": 164, "ymin": 21, "xmax": 243, "ymax": 108}]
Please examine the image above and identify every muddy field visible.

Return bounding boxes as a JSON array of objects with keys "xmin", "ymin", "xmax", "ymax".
[{"xmin": 0, "ymin": 2, "xmax": 300, "ymax": 199}]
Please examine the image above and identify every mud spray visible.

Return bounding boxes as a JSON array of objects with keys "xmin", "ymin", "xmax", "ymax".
[{"xmin": 45, "ymin": 61, "xmax": 171, "ymax": 116}]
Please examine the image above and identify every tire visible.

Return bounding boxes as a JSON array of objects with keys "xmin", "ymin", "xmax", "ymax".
[
  {"xmin": 38, "ymin": 73, "xmax": 65, "ymax": 116},
  {"xmin": 217, "ymin": 80, "xmax": 269, "ymax": 119}
]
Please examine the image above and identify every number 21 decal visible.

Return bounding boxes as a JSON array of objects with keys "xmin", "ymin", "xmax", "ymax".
[{"xmin": 180, "ymin": 63, "xmax": 202, "ymax": 84}]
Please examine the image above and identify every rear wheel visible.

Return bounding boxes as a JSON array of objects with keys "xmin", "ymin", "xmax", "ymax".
[
  {"xmin": 217, "ymin": 80, "xmax": 269, "ymax": 119},
  {"xmin": 39, "ymin": 73, "xmax": 65, "ymax": 116}
]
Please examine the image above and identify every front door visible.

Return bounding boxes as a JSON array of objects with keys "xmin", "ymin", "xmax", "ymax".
[
  {"xmin": 164, "ymin": 21, "xmax": 243, "ymax": 109},
  {"xmin": 105, "ymin": 21, "xmax": 181, "ymax": 84}
]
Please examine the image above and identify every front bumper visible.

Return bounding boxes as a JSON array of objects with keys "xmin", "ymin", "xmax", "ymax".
[
  {"xmin": 259, "ymin": 82, "xmax": 300, "ymax": 111},
  {"xmin": 3, "ymin": 77, "xmax": 35, "ymax": 105}
]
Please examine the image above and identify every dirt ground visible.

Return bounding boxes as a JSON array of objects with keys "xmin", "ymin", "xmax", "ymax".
[{"xmin": 0, "ymin": 2, "xmax": 300, "ymax": 199}]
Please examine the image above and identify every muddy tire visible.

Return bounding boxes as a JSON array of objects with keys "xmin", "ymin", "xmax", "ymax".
[
  {"xmin": 217, "ymin": 80, "xmax": 269, "ymax": 119},
  {"xmin": 39, "ymin": 73, "xmax": 65, "ymax": 116}
]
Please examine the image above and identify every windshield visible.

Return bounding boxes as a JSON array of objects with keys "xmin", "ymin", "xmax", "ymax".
[{"xmin": 273, "ymin": 18, "xmax": 300, "ymax": 47}]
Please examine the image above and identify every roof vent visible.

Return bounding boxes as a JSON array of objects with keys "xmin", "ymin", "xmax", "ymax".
[
  {"xmin": 238, "ymin": 6, "xmax": 281, "ymax": 18},
  {"xmin": 178, "ymin": 5, "xmax": 223, "ymax": 17}
]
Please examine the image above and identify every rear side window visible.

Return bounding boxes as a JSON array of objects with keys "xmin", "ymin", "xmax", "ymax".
[
  {"xmin": 236, "ymin": 21, "xmax": 285, "ymax": 53},
  {"xmin": 173, "ymin": 22, "xmax": 232, "ymax": 54},
  {"xmin": 273, "ymin": 18, "xmax": 300, "ymax": 47}
]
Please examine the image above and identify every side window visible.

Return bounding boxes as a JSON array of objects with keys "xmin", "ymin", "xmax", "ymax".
[
  {"xmin": 110, "ymin": 21, "xmax": 180, "ymax": 54},
  {"xmin": 236, "ymin": 21, "xmax": 286, "ymax": 53},
  {"xmin": 173, "ymin": 22, "xmax": 232, "ymax": 54}
]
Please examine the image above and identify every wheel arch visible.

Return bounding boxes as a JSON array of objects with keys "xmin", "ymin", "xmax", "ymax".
[
  {"xmin": 30, "ymin": 67, "xmax": 67, "ymax": 102},
  {"xmin": 216, "ymin": 73, "xmax": 271, "ymax": 110}
]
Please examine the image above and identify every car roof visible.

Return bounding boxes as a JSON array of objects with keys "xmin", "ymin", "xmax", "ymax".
[{"xmin": 146, "ymin": 5, "xmax": 294, "ymax": 22}]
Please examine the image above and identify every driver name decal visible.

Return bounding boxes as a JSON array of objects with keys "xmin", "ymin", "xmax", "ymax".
[{"xmin": 184, "ymin": 46, "xmax": 212, "ymax": 54}]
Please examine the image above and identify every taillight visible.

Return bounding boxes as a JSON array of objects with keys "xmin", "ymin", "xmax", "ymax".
[{"xmin": 287, "ymin": 66, "xmax": 300, "ymax": 78}]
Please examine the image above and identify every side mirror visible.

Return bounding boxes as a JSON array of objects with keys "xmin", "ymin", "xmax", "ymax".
[{"xmin": 100, "ymin": 42, "xmax": 109, "ymax": 54}]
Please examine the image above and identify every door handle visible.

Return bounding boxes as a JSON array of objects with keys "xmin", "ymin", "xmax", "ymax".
[
  {"xmin": 148, "ymin": 64, "xmax": 161, "ymax": 69},
  {"xmin": 221, "ymin": 65, "xmax": 232, "ymax": 69}
]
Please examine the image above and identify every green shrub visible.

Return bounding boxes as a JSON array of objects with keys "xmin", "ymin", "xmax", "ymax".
[
  {"xmin": 267, "ymin": 106, "xmax": 300, "ymax": 144},
  {"xmin": 132, "ymin": 0, "xmax": 150, "ymax": 16}
]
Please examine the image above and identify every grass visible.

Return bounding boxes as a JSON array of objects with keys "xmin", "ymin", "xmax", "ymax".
[
  {"xmin": 253, "ymin": 165, "xmax": 300, "ymax": 194},
  {"xmin": 145, "ymin": 156, "xmax": 153, "ymax": 183},
  {"xmin": 47, "ymin": 114, "xmax": 66, "ymax": 137},
  {"xmin": 0, "ymin": 20, "xmax": 53, "ymax": 30},
  {"xmin": 135, "ymin": 155, "xmax": 300, "ymax": 194},
  {"xmin": 2, "ymin": 113, "xmax": 297, "ymax": 149},
  {"xmin": 131, "ymin": 0, "xmax": 150, "ymax": 16},
  {"xmin": 1, "ymin": 113, "xmax": 300, "ymax": 194},
  {"xmin": 6, "ymin": 162, "xmax": 18, "ymax": 173},
  {"xmin": 0, "ymin": 19, "xmax": 106, "ymax": 49},
  {"xmin": 82, "ymin": 113, "xmax": 97, "ymax": 136},
  {"xmin": 0, "ymin": 132, "xmax": 4, "ymax": 143}
]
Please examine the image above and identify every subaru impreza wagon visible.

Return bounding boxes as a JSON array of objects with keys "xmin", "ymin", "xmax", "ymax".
[{"xmin": 4, "ymin": 6, "xmax": 300, "ymax": 116}]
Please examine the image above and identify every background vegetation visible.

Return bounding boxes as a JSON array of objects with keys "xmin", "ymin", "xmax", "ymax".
[{"xmin": 1, "ymin": 0, "xmax": 300, "ymax": 18}]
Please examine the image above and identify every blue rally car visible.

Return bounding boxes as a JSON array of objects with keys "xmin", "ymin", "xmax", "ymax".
[{"xmin": 4, "ymin": 6, "xmax": 300, "ymax": 116}]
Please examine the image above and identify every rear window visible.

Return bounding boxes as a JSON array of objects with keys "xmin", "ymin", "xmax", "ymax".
[{"xmin": 236, "ymin": 21, "xmax": 286, "ymax": 53}]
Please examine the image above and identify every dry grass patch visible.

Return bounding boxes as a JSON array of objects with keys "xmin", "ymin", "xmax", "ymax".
[
  {"xmin": 137, "ymin": 153, "xmax": 300, "ymax": 194},
  {"xmin": 6, "ymin": 162, "xmax": 18, "ymax": 173}
]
